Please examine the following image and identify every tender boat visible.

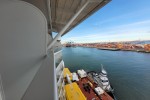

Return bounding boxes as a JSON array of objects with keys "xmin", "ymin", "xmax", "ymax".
[
  {"xmin": 87, "ymin": 65, "xmax": 117, "ymax": 100},
  {"xmin": 64, "ymin": 67, "xmax": 117, "ymax": 100}
]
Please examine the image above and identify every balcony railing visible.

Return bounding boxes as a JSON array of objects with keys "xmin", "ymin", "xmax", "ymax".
[
  {"xmin": 54, "ymin": 47, "xmax": 62, "ymax": 53},
  {"xmin": 54, "ymin": 49, "xmax": 66, "ymax": 100},
  {"xmin": 54, "ymin": 50, "xmax": 63, "ymax": 68}
]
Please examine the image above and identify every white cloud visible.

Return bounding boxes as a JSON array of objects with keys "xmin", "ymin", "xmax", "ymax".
[
  {"xmin": 62, "ymin": 20, "xmax": 150, "ymax": 43},
  {"xmin": 96, "ymin": 8, "xmax": 150, "ymax": 25}
]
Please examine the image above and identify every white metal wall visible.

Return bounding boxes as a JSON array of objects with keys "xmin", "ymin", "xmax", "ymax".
[{"xmin": 0, "ymin": 1, "xmax": 49, "ymax": 100}]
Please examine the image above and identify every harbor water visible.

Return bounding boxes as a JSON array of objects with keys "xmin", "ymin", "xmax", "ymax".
[{"xmin": 62, "ymin": 47, "xmax": 150, "ymax": 100}]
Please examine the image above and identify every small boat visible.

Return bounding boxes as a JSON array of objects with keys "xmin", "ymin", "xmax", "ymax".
[
  {"xmin": 98, "ymin": 48, "xmax": 120, "ymax": 51},
  {"xmin": 87, "ymin": 65, "xmax": 117, "ymax": 100},
  {"xmin": 64, "ymin": 67, "xmax": 117, "ymax": 100}
]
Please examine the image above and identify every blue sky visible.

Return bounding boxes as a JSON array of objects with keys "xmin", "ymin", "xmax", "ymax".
[{"xmin": 62, "ymin": 0, "xmax": 150, "ymax": 43}]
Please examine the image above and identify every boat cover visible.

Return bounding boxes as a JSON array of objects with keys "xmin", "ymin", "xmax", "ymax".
[{"xmin": 94, "ymin": 87, "xmax": 104, "ymax": 95}]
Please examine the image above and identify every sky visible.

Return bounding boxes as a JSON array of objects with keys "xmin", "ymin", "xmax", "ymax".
[{"xmin": 61, "ymin": 0, "xmax": 150, "ymax": 43}]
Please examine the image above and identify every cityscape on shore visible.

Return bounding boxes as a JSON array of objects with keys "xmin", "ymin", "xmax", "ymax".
[{"xmin": 63, "ymin": 40, "xmax": 150, "ymax": 53}]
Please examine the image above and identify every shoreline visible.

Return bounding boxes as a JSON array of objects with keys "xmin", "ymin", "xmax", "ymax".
[{"xmin": 67, "ymin": 46, "xmax": 150, "ymax": 53}]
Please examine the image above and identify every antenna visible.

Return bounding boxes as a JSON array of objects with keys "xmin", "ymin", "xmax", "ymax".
[{"xmin": 101, "ymin": 64, "xmax": 103, "ymax": 69}]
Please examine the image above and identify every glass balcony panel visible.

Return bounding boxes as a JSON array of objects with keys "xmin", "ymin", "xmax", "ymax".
[
  {"xmin": 54, "ymin": 47, "xmax": 62, "ymax": 53},
  {"xmin": 54, "ymin": 50, "xmax": 63, "ymax": 68}
]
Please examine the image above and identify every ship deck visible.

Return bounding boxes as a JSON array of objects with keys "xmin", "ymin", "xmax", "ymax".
[{"xmin": 76, "ymin": 77, "xmax": 113, "ymax": 100}]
